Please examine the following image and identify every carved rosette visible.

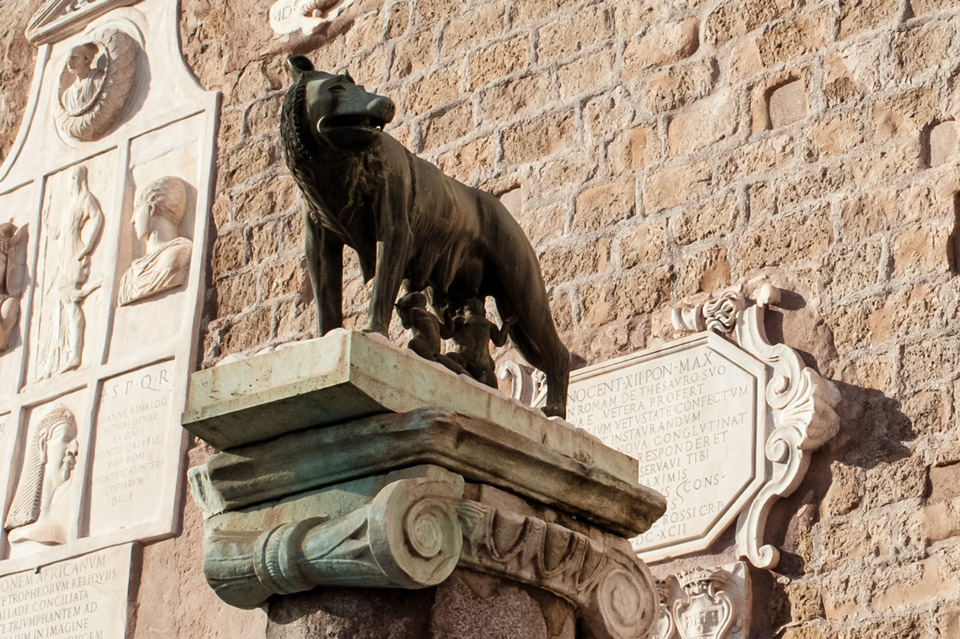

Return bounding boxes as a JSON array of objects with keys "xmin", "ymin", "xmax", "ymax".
[
  {"xmin": 53, "ymin": 27, "xmax": 139, "ymax": 142},
  {"xmin": 672, "ymin": 284, "xmax": 841, "ymax": 569},
  {"xmin": 202, "ymin": 472, "xmax": 659, "ymax": 639}
]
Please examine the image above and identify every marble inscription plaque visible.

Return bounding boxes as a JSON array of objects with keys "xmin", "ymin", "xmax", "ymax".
[
  {"xmin": 88, "ymin": 361, "xmax": 172, "ymax": 535},
  {"xmin": 0, "ymin": 544, "xmax": 131, "ymax": 639},
  {"xmin": 567, "ymin": 332, "xmax": 767, "ymax": 560}
]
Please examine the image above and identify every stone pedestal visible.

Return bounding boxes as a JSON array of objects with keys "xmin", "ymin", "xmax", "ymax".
[{"xmin": 183, "ymin": 330, "xmax": 666, "ymax": 639}]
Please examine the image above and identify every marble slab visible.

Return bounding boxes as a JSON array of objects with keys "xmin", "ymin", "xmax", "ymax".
[
  {"xmin": 568, "ymin": 332, "xmax": 768, "ymax": 559},
  {"xmin": 183, "ymin": 329, "xmax": 638, "ymax": 483},
  {"xmin": 0, "ymin": 544, "xmax": 132, "ymax": 639}
]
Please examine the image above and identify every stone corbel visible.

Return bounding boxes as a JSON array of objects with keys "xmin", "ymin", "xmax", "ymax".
[{"xmin": 672, "ymin": 284, "xmax": 841, "ymax": 568}]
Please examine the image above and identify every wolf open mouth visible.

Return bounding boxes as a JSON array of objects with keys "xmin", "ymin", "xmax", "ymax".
[{"xmin": 319, "ymin": 114, "xmax": 386, "ymax": 132}]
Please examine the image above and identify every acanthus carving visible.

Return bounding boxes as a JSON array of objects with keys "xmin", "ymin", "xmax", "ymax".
[
  {"xmin": 53, "ymin": 27, "xmax": 138, "ymax": 142},
  {"xmin": 0, "ymin": 219, "xmax": 28, "ymax": 351},
  {"xmin": 457, "ymin": 500, "xmax": 658, "ymax": 639},
  {"xmin": 672, "ymin": 284, "xmax": 841, "ymax": 569}
]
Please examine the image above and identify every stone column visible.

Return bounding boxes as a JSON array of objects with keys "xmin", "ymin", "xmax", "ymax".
[{"xmin": 183, "ymin": 330, "xmax": 666, "ymax": 639}]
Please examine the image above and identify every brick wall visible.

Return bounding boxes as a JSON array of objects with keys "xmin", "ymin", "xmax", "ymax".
[
  {"xmin": 175, "ymin": 0, "xmax": 960, "ymax": 635},
  {"xmin": 0, "ymin": 0, "xmax": 955, "ymax": 636}
]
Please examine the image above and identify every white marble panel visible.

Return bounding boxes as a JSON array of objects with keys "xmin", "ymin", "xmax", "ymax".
[
  {"xmin": 107, "ymin": 115, "xmax": 202, "ymax": 362},
  {"xmin": 88, "ymin": 360, "xmax": 173, "ymax": 535},
  {"xmin": 568, "ymin": 332, "xmax": 766, "ymax": 558},
  {"xmin": 0, "ymin": 543, "xmax": 132, "ymax": 639}
]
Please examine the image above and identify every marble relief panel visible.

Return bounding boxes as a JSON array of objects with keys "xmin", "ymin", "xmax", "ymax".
[
  {"xmin": 28, "ymin": 153, "xmax": 117, "ymax": 385},
  {"xmin": 107, "ymin": 115, "xmax": 202, "ymax": 361},
  {"xmin": 0, "ymin": 184, "xmax": 36, "ymax": 397},
  {"xmin": 0, "ymin": 0, "xmax": 218, "ymax": 580},
  {"xmin": 6, "ymin": 389, "xmax": 88, "ymax": 560}
]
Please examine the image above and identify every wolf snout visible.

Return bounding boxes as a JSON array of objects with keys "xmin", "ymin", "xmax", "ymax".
[{"xmin": 368, "ymin": 96, "xmax": 396, "ymax": 126}]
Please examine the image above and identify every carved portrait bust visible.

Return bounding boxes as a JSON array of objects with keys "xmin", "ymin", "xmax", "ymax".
[
  {"xmin": 54, "ymin": 28, "xmax": 138, "ymax": 142},
  {"xmin": 4, "ymin": 404, "xmax": 80, "ymax": 545},
  {"xmin": 117, "ymin": 176, "xmax": 192, "ymax": 306}
]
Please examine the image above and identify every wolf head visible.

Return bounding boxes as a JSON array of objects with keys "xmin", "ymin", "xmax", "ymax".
[{"xmin": 287, "ymin": 55, "xmax": 396, "ymax": 152}]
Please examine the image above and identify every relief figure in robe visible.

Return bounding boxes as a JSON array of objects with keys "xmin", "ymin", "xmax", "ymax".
[
  {"xmin": 4, "ymin": 404, "xmax": 80, "ymax": 545},
  {"xmin": 117, "ymin": 176, "xmax": 192, "ymax": 306},
  {"xmin": 36, "ymin": 166, "xmax": 104, "ymax": 380},
  {"xmin": 58, "ymin": 42, "xmax": 107, "ymax": 116},
  {"xmin": 0, "ymin": 219, "xmax": 27, "ymax": 351}
]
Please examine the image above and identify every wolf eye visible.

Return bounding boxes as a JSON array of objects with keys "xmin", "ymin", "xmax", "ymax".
[{"xmin": 329, "ymin": 84, "xmax": 345, "ymax": 94}]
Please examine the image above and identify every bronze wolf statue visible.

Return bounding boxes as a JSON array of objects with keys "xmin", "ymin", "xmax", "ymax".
[{"xmin": 280, "ymin": 55, "xmax": 570, "ymax": 418}]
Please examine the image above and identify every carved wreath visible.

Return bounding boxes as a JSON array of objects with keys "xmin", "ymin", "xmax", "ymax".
[{"xmin": 54, "ymin": 28, "xmax": 138, "ymax": 142}]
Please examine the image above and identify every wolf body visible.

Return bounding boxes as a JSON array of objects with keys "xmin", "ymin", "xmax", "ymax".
[{"xmin": 280, "ymin": 56, "xmax": 569, "ymax": 417}]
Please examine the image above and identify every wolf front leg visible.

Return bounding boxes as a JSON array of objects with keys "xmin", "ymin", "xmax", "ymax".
[
  {"xmin": 366, "ymin": 190, "xmax": 412, "ymax": 336},
  {"xmin": 304, "ymin": 209, "xmax": 344, "ymax": 336}
]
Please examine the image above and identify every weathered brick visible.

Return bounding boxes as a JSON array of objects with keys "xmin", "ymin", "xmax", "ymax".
[
  {"xmin": 481, "ymin": 72, "xmax": 555, "ymax": 121},
  {"xmin": 719, "ymin": 135, "xmax": 794, "ymax": 182},
  {"xmin": 391, "ymin": 31, "xmax": 435, "ymax": 80},
  {"xmin": 404, "ymin": 66, "xmax": 460, "ymax": 114},
  {"xmin": 703, "ymin": 0, "xmax": 796, "ymax": 45},
  {"xmin": 537, "ymin": 4, "xmax": 610, "ymax": 60},
  {"xmin": 436, "ymin": 136, "xmax": 496, "ymax": 183},
  {"xmin": 619, "ymin": 218, "xmax": 665, "ymax": 269},
  {"xmin": 622, "ymin": 19, "xmax": 698, "ymax": 76},
  {"xmin": 679, "ymin": 246, "xmax": 730, "ymax": 295},
  {"xmin": 671, "ymin": 192, "xmax": 739, "ymax": 245},
  {"xmin": 467, "ymin": 35, "xmax": 529, "ymax": 89},
  {"xmin": 643, "ymin": 161, "xmax": 712, "ymax": 212},
  {"xmin": 735, "ymin": 207, "xmax": 833, "ymax": 271},
  {"xmin": 540, "ymin": 238, "xmax": 609, "ymax": 282},
  {"xmin": 421, "ymin": 102, "xmax": 474, "ymax": 150},
  {"xmin": 502, "ymin": 109, "xmax": 575, "ymax": 164},
  {"xmin": 667, "ymin": 88, "xmax": 738, "ymax": 156},
  {"xmin": 755, "ymin": 9, "xmax": 832, "ymax": 67},
  {"xmin": 870, "ymin": 556, "xmax": 959, "ymax": 612},
  {"xmin": 573, "ymin": 181, "xmax": 635, "ymax": 232},
  {"xmin": 584, "ymin": 87, "xmax": 635, "ymax": 140},
  {"xmin": 892, "ymin": 20, "xmax": 954, "ymax": 81},
  {"xmin": 839, "ymin": 0, "xmax": 899, "ymax": 39},
  {"xmin": 608, "ymin": 125, "xmax": 657, "ymax": 176},
  {"xmin": 558, "ymin": 50, "xmax": 615, "ymax": 100},
  {"xmin": 808, "ymin": 110, "xmax": 865, "ymax": 158},
  {"xmin": 440, "ymin": 3, "xmax": 505, "ymax": 57},
  {"xmin": 640, "ymin": 59, "xmax": 715, "ymax": 114},
  {"xmin": 539, "ymin": 154, "xmax": 599, "ymax": 195}
]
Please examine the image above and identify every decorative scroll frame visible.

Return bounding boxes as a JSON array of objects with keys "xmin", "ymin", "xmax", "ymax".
[{"xmin": 501, "ymin": 284, "xmax": 841, "ymax": 569}]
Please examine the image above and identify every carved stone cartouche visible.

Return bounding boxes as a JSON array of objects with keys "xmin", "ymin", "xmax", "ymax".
[{"xmin": 279, "ymin": 55, "xmax": 570, "ymax": 418}]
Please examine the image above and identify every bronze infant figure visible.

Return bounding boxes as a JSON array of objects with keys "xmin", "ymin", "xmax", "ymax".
[{"xmin": 280, "ymin": 55, "xmax": 570, "ymax": 418}]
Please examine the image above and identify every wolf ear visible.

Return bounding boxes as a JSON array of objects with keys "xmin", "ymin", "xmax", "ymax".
[{"xmin": 288, "ymin": 55, "xmax": 314, "ymax": 82}]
